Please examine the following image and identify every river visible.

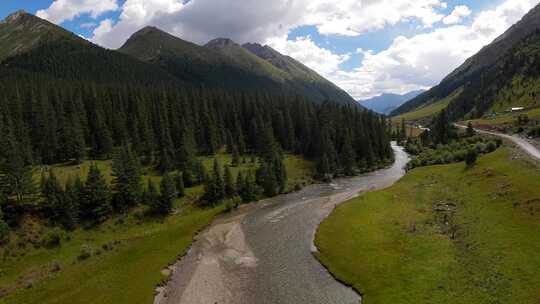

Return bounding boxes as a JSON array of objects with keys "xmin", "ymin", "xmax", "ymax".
[{"xmin": 155, "ymin": 142, "xmax": 409, "ymax": 304}]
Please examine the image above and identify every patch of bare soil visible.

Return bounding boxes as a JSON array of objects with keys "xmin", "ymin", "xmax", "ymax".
[{"xmin": 155, "ymin": 205, "xmax": 258, "ymax": 304}]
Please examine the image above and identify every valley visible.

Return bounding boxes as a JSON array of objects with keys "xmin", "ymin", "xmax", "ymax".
[{"xmin": 2, "ymin": 1, "xmax": 540, "ymax": 304}]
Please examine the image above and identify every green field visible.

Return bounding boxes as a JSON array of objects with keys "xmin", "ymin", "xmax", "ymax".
[
  {"xmin": 466, "ymin": 108, "xmax": 540, "ymax": 127},
  {"xmin": 394, "ymin": 88, "xmax": 462, "ymax": 122},
  {"xmin": 316, "ymin": 148, "xmax": 540, "ymax": 304},
  {"xmin": 1, "ymin": 153, "xmax": 314, "ymax": 304}
]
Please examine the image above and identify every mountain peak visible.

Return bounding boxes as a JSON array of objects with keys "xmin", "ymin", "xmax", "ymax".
[
  {"xmin": 3, "ymin": 10, "xmax": 30, "ymax": 24},
  {"xmin": 132, "ymin": 26, "xmax": 164, "ymax": 36},
  {"xmin": 205, "ymin": 38, "xmax": 237, "ymax": 49},
  {"xmin": 0, "ymin": 11, "xmax": 83, "ymax": 62}
]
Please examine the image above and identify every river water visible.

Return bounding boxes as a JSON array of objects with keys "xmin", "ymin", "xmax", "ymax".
[{"xmin": 157, "ymin": 143, "xmax": 409, "ymax": 304}]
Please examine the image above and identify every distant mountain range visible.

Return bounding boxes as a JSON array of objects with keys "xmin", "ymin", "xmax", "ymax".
[
  {"xmin": 359, "ymin": 90, "xmax": 426, "ymax": 114},
  {"xmin": 0, "ymin": 10, "xmax": 356, "ymax": 105},
  {"xmin": 392, "ymin": 3, "xmax": 540, "ymax": 121}
]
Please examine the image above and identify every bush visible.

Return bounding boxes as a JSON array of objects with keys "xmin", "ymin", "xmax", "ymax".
[
  {"xmin": 77, "ymin": 244, "xmax": 93, "ymax": 261},
  {"xmin": 43, "ymin": 228, "xmax": 63, "ymax": 248},
  {"xmin": 486, "ymin": 141, "xmax": 498, "ymax": 153},
  {"xmin": 465, "ymin": 149, "xmax": 478, "ymax": 167}
]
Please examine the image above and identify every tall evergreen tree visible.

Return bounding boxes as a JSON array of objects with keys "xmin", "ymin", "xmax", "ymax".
[
  {"xmin": 157, "ymin": 173, "xmax": 176, "ymax": 215},
  {"xmin": 224, "ymin": 166, "xmax": 235, "ymax": 197},
  {"xmin": 111, "ymin": 144, "xmax": 143, "ymax": 210},
  {"xmin": 175, "ymin": 173, "xmax": 185, "ymax": 198},
  {"xmin": 82, "ymin": 163, "xmax": 111, "ymax": 223}
]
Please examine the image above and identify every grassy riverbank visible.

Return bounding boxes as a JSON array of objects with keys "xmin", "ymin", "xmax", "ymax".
[
  {"xmin": 1, "ymin": 154, "xmax": 314, "ymax": 304},
  {"xmin": 316, "ymin": 148, "xmax": 540, "ymax": 304}
]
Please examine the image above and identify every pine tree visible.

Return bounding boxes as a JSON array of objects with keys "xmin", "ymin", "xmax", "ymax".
[
  {"xmin": 236, "ymin": 171, "xmax": 245, "ymax": 198},
  {"xmin": 111, "ymin": 145, "xmax": 142, "ymax": 210},
  {"xmin": 158, "ymin": 148, "xmax": 174, "ymax": 173},
  {"xmin": 146, "ymin": 179, "xmax": 159, "ymax": 208},
  {"xmin": 466, "ymin": 122, "xmax": 476, "ymax": 137},
  {"xmin": 0, "ymin": 133, "xmax": 35, "ymax": 205},
  {"xmin": 82, "ymin": 163, "xmax": 111, "ymax": 223},
  {"xmin": 224, "ymin": 166, "xmax": 235, "ymax": 197},
  {"xmin": 175, "ymin": 173, "xmax": 185, "ymax": 198},
  {"xmin": 157, "ymin": 173, "xmax": 176, "ymax": 215},
  {"xmin": 241, "ymin": 171, "xmax": 257, "ymax": 203},
  {"xmin": 41, "ymin": 170, "xmax": 65, "ymax": 226},
  {"xmin": 182, "ymin": 169, "xmax": 194, "ymax": 187},
  {"xmin": 231, "ymin": 144, "xmax": 241, "ymax": 167},
  {"xmin": 63, "ymin": 177, "xmax": 80, "ymax": 229},
  {"xmin": 213, "ymin": 159, "xmax": 225, "ymax": 200},
  {"xmin": 259, "ymin": 162, "xmax": 278, "ymax": 197},
  {"xmin": 341, "ymin": 133, "xmax": 356, "ymax": 176}
]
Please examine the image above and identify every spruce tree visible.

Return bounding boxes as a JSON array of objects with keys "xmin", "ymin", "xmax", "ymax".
[
  {"xmin": 342, "ymin": 134, "xmax": 356, "ymax": 176},
  {"xmin": 466, "ymin": 122, "xmax": 476, "ymax": 137},
  {"xmin": 111, "ymin": 145, "xmax": 142, "ymax": 210},
  {"xmin": 175, "ymin": 173, "xmax": 185, "ymax": 198},
  {"xmin": 224, "ymin": 166, "xmax": 235, "ymax": 197},
  {"xmin": 236, "ymin": 171, "xmax": 245, "ymax": 198},
  {"xmin": 82, "ymin": 163, "xmax": 111, "ymax": 223},
  {"xmin": 231, "ymin": 144, "xmax": 241, "ymax": 167},
  {"xmin": 182, "ymin": 169, "xmax": 194, "ymax": 187},
  {"xmin": 212, "ymin": 159, "xmax": 225, "ymax": 200},
  {"xmin": 146, "ymin": 179, "xmax": 159, "ymax": 208},
  {"xmin": 158, "ymin": 173, "xmax": 176, "ymax": 215},
  {"xmin": 63, "ymin": 177, "xmax": 80, "ymax": 229},
  {"xmin": 41, "ymin": 170, "xmax": 68, "ymax": 227},
  {"xmin": 0, "ymin": 133, "xmax": 35, "ymax": 205}
]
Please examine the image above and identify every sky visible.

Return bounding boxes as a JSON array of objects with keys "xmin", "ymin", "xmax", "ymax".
[{"xmin": 1, "ymin": 0, "xmax": 540, "ymax": 100}]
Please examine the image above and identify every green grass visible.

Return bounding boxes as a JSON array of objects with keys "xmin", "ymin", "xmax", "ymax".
[
  {"xmin": 316, "ymin": 148, "xmax": 540, "ymax": 304},
  {"xmin": 394, "ymin": 88, "xmax": 462, "ymax": 122},
  {"xmin": 466, "ymin": 108, "xmax": 540, "ymax": 127},
  {"xmin": 1, "ymin": 205, "xmax": 222, "ymax": 304},
  {"xmin": 2, "ymin": 152, "xmax": 314, "ymax": 304}
]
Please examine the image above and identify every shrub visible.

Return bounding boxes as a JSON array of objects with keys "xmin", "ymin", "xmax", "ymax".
[
  {"xmin": 486, "ymin": 141, "xmax": 498, "ymax": 153},
  {"xmin": 77, "ymin": 245, "xmax": 93, "ymax": 261},
  {"xmin": 465, "ymin": 149, "xmax": 478, "ymax": 167},
  {"xmin": 43, "ymin": 228, "xmax": 63, "ymax": 248}
]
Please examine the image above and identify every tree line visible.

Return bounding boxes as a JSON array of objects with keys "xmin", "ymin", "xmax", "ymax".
[{"xmin": 0, "ymin": 68, "xmax": 392, "ymax": 239}]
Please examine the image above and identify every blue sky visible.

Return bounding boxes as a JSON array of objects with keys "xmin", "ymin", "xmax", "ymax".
[{"xmin": 1, "ymin": 0, "xmax": 537, "ymax": 99}]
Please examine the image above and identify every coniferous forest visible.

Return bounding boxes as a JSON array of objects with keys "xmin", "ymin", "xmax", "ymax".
[{"xmin": 0, "ymin": 63, "xmax": 392, "ymax": 231}]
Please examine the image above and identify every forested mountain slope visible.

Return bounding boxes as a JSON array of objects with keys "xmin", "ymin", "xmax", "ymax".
[
  {"xmin": 0, "ymin": 10, "xmax": 391, "ymax": 185},
  {"xmin": 119, "ymin": 27, "xmax": 357, "ymax": 104},
  {"xmin": 392, "ymin": 4, "xmax": 540, "ymax": 121}
]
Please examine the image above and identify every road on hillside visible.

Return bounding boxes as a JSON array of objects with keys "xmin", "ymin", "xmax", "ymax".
[
  {"xmin": 155, "ymin": 143, "xmax": 409, "ymax": 304},
  {"xmin": 455, "ymin": 124, "xmax": 540, "ymax": 161}
]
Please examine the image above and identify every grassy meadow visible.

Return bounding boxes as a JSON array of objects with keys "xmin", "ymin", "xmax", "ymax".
[
  {"xmin": 1, "ymin": 153, "xmax": 314, "ymax": 304},
  {"xmin": 316, "ymin": 148, "xmax": 540, "ymax": 304}
]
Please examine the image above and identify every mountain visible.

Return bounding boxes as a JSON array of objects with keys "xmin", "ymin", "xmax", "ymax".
[
  {"xmin": 359, "ymin": 90, "xmax": 425, "ymax": 114},
  {"xmin": 0, "ymin": 10, "xmax": 86, "ymax": 62},
  {"xmin": 392, "ymin": 3, "xmax": 540, "ymax": 121},
  {"xmin": 0, "ymin": 11, "xmax": 180, "ymax": 86},
  {"xmin": 242, "ymin": 43, "xmax": 356, "ymax": 104},
  {"xmin": 119, "ymin": 27, "xmax": 357, "ymax": 104}
]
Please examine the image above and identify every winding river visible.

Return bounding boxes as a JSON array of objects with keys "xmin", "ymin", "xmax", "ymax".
[{"xmin": 156, "ymin": 143, "xmax": 409, "ymax": 304}]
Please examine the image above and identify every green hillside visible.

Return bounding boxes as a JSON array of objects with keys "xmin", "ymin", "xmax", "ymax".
[
  {"xmin": 392, "ymin": 4, "xmax": 540, "ymax": 122},
  {"xmin": 317, "ymin": 148, "xmax": 540, "ymax": 304}
]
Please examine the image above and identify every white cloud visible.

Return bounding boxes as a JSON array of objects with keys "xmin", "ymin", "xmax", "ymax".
[
  {"xmin": 90, "ymin": 0, "xmax": 448, "ymax": 49},
  {"xmin": 323, "ymin": 0, "xmax": 540, "ymax": 99},
  {"xmin": 443, "ymin": 5, "xmax": 472, "ymax": 25},
  {"xmin": 41, "ymin": 0, "xmax": 540, "ymax": 99},
  {"xmin": 36, "ymin": 0, "xmax": 118, "ymax": 24},
  {"xmin": 268, "ymin": 36, "xmax": 350, "ymax": 75}
]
